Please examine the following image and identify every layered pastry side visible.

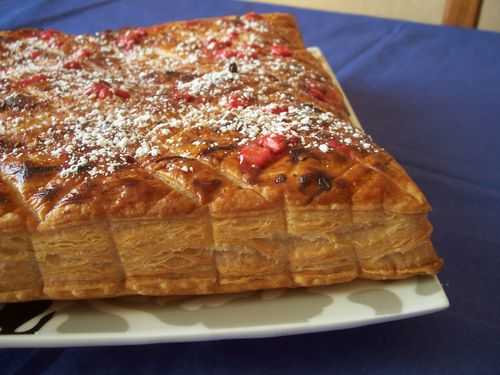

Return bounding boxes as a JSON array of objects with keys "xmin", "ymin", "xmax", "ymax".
[{"xmin": 0, "ymin": 13, "xmax": 443, "ymax": 301}]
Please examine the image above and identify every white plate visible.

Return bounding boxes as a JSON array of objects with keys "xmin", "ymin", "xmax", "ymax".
[
  {"xmin": 0, "ymin": 48, "xmax": 449, "ymax": 348},
  {"xmin": 0, "ymin": 276, "xmax": 448, "ymax": 347}
]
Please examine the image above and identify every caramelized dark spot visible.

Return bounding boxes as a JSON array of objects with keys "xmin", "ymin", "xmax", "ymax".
[
  {"xmin": 199, "ymin": 144, "xmax": 235, "ymax": 156},
  {"xmin": 59, "ymin": 192, "xmax": 85, "ymax": 206},
  {"xmin": 317, "ymin": 173, "xmax": 332, "ymax": 191},
  {"xmin": 192, "ymin": 178, "xmax": 222, "ymax": 204},
  {"xmin": 25, "ymin": 165, "xmax": 59, "ymax": 178},
  {"xmin": 228, "ymin": 62, "xmax": 238, "ymax": 73},
  {"xmin": 289, "ymin": 148, "xmax": 309, "ymax": 164},
  {"xmin": 266, "ymin": 74, "xmax": 280, "ymax": 82},
  {"xmin": 75, "ymin": 164, "xmax": 92, "ymax": 174},
  {"xmin": 124, "ymin": 155, "xmax": 136, "ymax": 164},
  {"xmin": 240, "ymin": 164, "xmax": 261, "ymax": 185},
  {"xmin": 298, "ymin": 174, "xmax": 310, "ymax": 189},
  {"xmin": 165, "ymin": 70, "xmax": 197, "ymax": 82},
  {"xmin": 6, "ymin": 163, "xmax": 59, "ymax": 181},
  {"xmin": 0, "ymin": 139, "xmax": 24, "ymax": 153},
  {"xmin": 221, "ymin": 112, "xmax": 237, "ymax": 123},
  {"xmin": 0, "ymin": 93, "xmax": 37, "ymax": 112},
  {"xmin": 298, "ymin": 171, "xmax": 332, "ymax": 193},
  {"xmin": 33, "ymin": 187, "xmax": 58, "ymax": 201},
  {"xmin": 0, "ymin": 194, "xmax": 8, "ymax": 204},
  {"xmin": 193, "ymin": 178, "xmax": 221, "ymax": 195},
  {"xmin": 372, "ymin": 161, "xmax": 387, "ymax": 171},
  {"xmin": 155, "ymin": 155, "xmax": 189, "ymax": 163},
  {"xmin": 274, "ymin": 174, "xmax": 287, "ymax": 184},
  {"xmin": 59, "ymin": 181, "xmax": 96, "ymax": 206}
]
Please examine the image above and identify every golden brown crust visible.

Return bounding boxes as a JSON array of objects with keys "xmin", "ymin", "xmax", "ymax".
[{"xmin": 0, "ymin": 13, "xmax": 442, "ymax": 301}]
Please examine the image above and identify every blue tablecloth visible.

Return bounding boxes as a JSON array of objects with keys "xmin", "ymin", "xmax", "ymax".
[{"xmin": 1, "ymin": 0, "xmax": 499, "ymax": 373}]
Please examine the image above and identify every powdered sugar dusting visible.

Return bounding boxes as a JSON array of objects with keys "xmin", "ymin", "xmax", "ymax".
[
  {"xmin": 0, "ymin": 14, "xmax": 379, "ymax": 181},
  {"xmin": 177, "ymin": 70, "xmax": 239, "ymax": 96}
]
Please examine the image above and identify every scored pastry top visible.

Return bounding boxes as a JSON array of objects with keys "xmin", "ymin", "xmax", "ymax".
[{"xmin": 0, "ymin": 13, "xmax": 429, "ymax": 232}]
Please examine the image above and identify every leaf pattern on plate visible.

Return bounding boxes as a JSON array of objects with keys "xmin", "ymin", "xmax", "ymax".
[
  {"xmin": 416, "ymin": 276, "xmax": 441, "ymax": 296},
  {"xmin": 0, "ymin": 277, "xmax": 447, "ymax": 341},
  {"xmin": 348, "ymin": 289, "xmax": 403, "ymax": 315},
  {"xmin": 57, "ymin": 302, "xmax": 129, "ymax": 333},
  {"xmin": 109, "ymin": 289, "xmax": 333, "ymax": 328},
  {"xmin": 0, "ymin": 301, "xmax": 53, "ymax": 335}
]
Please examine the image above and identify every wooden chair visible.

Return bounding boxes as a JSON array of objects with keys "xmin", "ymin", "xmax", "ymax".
[{"xmin": 442, "ymin": 0, "xmax": 483, "ymax": 28}]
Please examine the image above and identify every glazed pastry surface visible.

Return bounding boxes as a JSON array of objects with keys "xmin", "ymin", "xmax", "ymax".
[{"xmin": 0, "ymin": 13, "xmax": 442, "ymax": 301}]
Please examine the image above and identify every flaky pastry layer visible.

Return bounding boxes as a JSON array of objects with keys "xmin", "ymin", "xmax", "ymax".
[{"xmin": 0, "ymin": 13, "xmax": 442, "ymax": 301}]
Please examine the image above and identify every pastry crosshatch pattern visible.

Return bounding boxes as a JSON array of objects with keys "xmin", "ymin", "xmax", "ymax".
[{"xmin": 0, "ymin": 13, "xmax": 442, "ymax": 302}]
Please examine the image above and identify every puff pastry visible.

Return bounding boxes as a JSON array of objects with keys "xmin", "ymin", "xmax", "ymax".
[{"xmin": 0, "ymin": 13, "xmax": 442, "ymax": 302}]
